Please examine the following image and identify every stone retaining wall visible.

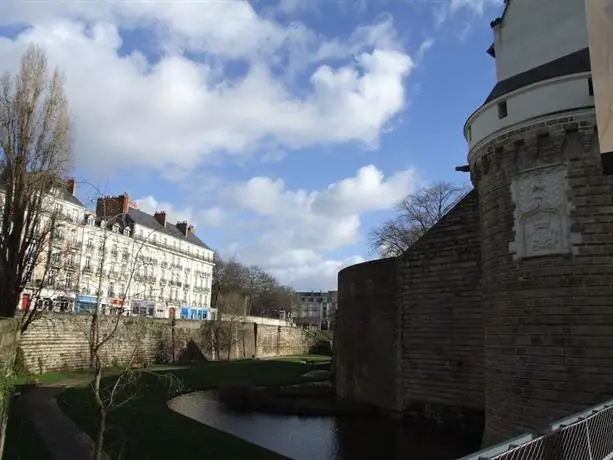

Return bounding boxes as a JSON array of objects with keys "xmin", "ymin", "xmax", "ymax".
[{"xmin": 19, "ymin": 314, "xmax": 313, "ymax": 374}]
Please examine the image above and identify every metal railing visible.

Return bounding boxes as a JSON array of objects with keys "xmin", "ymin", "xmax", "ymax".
[{"xmin": 459, "ymin": 399, "xmax": 613, "ymax": 460}]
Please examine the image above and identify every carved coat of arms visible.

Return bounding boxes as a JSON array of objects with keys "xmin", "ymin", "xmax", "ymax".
[{"xmin": 510, "ymin": 165, "xmax": 570, "ymax": 259}]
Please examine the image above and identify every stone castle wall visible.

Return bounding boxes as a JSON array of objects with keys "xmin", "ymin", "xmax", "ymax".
[
  {"xmin": 18, "ymin": 314, "xmax": 313, "ymax": 374},
  {"xmin": 335, "ymin": 257, "xmax": 400, "ymax": 412},
  {"xmin": 472, "ymin": 111, "xmax": 613, "ymax": 445},
  {"xmin": 398, "ymin": 190, "xmax": 483, "ymax": 419},
  {"xmin": 335, "ymin": 191, "xmax": 483, "ymax": 425},
  {"xmin": 335, "ymin": 110, "xmax": 613, "ymax": 447}
]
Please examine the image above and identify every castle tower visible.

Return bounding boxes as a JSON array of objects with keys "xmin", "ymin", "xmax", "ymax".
[{"xmin": 464, "ymin": 0, "xmax": 613, "ymax": 446}]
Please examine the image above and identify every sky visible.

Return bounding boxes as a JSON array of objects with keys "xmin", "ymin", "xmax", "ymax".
[{"xmin": 0, "ymin": 0, "xmax": 504, "ymax": 291}]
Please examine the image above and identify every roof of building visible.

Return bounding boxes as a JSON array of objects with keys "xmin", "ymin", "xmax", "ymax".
[
  {"xmin": 483, "ymin": 47, "xmax": 591, "ymax": 105},
  {"xmin": 62, "ymin": 193, "xmax": 85, "ymax": 208},
  {"xmin": 126, "ymin": 207, "xmax": 211, "ymax": 250}
]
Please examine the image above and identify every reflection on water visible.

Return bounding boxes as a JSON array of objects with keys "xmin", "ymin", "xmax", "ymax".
[{"xmin": 168, "ymin": 391, "xmax": 478, "ymax": 460}]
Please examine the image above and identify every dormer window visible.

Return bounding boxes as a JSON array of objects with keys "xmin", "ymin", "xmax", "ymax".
[
  {"xmin": 112, "ymin": 223, "xmax": 119, "ymax": 233},
  {"xmin": 87, "ymin": 216, "xmax": 95, "ymax": 226},
  {"xmin": 123, "ymin": 227, "xmax": 131, "ymax": 236},
  {"xmin": 100, "ymin": 220, "xmax": 106, "ymax": 228}
]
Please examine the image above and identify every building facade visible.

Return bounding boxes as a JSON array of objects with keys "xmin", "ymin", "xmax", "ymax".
[
  {"xmin": 17, "ymin": 185, "xmax": 215, "ymax": 320},
  {"xmin": 295, "ymin": 290, "xmax": 337, "ymax": 330}
]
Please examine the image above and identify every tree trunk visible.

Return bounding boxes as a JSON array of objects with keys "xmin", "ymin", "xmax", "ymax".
[
  {"xmin": 227, "ymin": 323, "xmax": 232, "ymax": 361},
  {"xmin": 90, "ymin": 313, "xmax": 98, "ymax": 369},
  {"xmin": 0, "ymin": 283, "xmax": 19, "ymax": 318},
  {"xmin": 94, "ymin": 407, "xmax": 106, "ymax": 460},
  {"xmin": 0, "ymin": 391, "xmax": 12, "ymax": 460}
]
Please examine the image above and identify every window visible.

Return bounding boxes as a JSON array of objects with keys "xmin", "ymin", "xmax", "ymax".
[
  {"xmin": 497, "ymin": 100, "xmax": 508, "ymax": 119},
  {"xmin": 87, "ymin": 216, "xmax": 94, "ymax": 226},
  {"xmin": 588, "ymin": 77, "xmax": 594, "ymax": 96},
  {"xmin": 123, "ymin": 227, "xmax": 131, "ymax": 236},
  {"xmin": 66, "ymin": 273, "xmax": 72, "ymax": 288},
  {"xmin": 467, "ymin": 125, "xmax": 472, "ymax": 142},
  {"xmin": 112, "ymin": 224, "xmax": 119, "ymax": 233}
]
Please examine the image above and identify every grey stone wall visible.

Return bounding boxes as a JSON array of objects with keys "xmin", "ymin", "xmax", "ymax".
[
  {"xmin": 18, "ymin": 314, "xmax": 313, "ymax": 374},
  {"xmin": 472, "ymin": 111, "xmax": 613, "ymax": 446},
  {"xmin": 334, "ymin": 191, "xmax": 484, "ymax": 432},
  {"xmin": 397, "ymin": 190, "xmax": 483, "ymax": 416},
  {"xmin": 335, "ymin": 257, "xmax": 400, "ymax": 412},
  {"xmin": 0, "ymin": 318, "xmax": 19, "ymax": 459}
]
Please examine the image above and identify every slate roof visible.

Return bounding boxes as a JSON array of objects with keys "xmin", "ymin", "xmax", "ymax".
[
  {"xmin": 126, "ymin": 207, "xmax": 211, "ymax": 250},
  {"xmin": 483, "ymin": 47, "xmax": 591, "ymax": 105},
  {"xmin": 61, "ymin": 193, "xmax": 85, "ymax": 208}
]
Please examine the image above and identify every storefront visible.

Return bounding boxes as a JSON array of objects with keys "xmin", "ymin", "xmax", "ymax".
[
  {"xmin": 109, "ymin": 298, "xmax": 126, "ymax": 315},
  {"xmin": 75, "ymin": 295, "xmax": 99, "ymax": 314},
  {"xmin": 179, "ymin": 306, "xmax": 210, "ymax": 321},
  {"xmin": 132, "ymin": 300, "xmax": 155, "ymax": 317},
  {"xmin": 53, "ymin": 296, "xmax": 75, "ymax": 313}
]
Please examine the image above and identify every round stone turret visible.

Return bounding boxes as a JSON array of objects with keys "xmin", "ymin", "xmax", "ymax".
[{"xmin": 465, "ymin": 0, "xmax": 613, "ymax": 447}]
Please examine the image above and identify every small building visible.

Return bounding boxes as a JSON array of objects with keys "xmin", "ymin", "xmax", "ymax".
[{"xmin": 295, "ymin": 290, "xmax": 337, "ymax": 330}]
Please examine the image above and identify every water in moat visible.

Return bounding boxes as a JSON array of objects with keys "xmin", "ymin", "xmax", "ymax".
[{"xmin": 168, "ymin": 391, "xmax": 478, "ymax": 460}]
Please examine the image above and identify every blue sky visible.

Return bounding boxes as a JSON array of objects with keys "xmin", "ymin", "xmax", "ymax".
[{"xmin": 0, "ymin": 0, "xmax": 503, "ymax": 290}]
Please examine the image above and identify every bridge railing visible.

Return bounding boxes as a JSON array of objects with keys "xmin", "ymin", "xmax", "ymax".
[{"xmin": 458, "ymin": 398, "xmax": 613, "ymax": 460}]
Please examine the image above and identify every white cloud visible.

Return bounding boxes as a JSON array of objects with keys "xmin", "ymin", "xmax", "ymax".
[
  {"xmin": 0, "ymin": 3, "xmax": 413, "ymax": 174},
  {"xmin": 135, "ymin": 196, "xmax": 226, "ymax": 229},
  {"xmin": 435, "ymin": 0, "xmax": 503, "ymax": 28},
  {"xmin": 0, "ymin": 0, "xmax": 421, "ymax": 290},
  {"xmin": 416, "ymin": 38, "xmax": 435, "ymax": 61},
  {"xmin": 268, "ymin": 255, "xmax": 366, "ymax": 291},
  {"xmin": 221, "ymin": 165, "xmax": 417, "ymax": 287}
]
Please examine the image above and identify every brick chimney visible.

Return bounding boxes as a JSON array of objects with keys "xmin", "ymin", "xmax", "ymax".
[
  {"xmin": 154, "ymin": 211, "xmax": 167, "ymax": 227},
  {"xmin": 66, "ymin": 178, "xmax": 76, "ymax": 196},
  {"xmin": 176, "ymin": 221, "xmax": 190, "ymax": 236},
  {"xmin": 96, "ymin": 193, "xmax": 130, "ymax": 219}
]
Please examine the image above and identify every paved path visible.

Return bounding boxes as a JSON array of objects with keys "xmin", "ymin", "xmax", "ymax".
[
  {"xmin": 18, "ymin": 367, "xmax": 188, "ymax": 460},
  {"xmin": 19, "ymin": 378, "xmax": 107, "ymax": 460}
]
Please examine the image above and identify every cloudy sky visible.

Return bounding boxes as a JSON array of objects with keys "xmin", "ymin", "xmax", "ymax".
[{"xmin": 0, "ymin": 0, "xmax": 503, "ymax": 290}]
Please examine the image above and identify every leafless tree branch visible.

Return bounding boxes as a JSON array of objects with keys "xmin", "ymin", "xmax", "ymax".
[
  {"xmin": 0, "ymin": 45, "xmax": 72, "ymax": 331},
  {"xmin": 368, "ymin": 181, "xmax": 470, "ymax": 258}
]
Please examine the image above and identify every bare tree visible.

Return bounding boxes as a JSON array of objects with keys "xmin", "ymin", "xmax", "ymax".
[
  {"xmin": 212, "ymin": 256, "xmax": 297, "ymax": 319},
  {"xmin": 74, "ymin": 195, "xmax": 181, "ymax": 460},
  {"xmin": 0, "ymin": 45, "xmax": 71, "ymax": 329},
  {"xmin": 369, "ymin": 181, "xmax": 468, "ymax": 258}
]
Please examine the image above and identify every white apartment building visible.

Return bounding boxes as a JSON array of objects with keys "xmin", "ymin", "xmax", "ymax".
[
  {"xmin": 295, "ymin": 290, "xmax": 337, "ymax": 330},
  {"xmin": 17, "ymin": 182, "xmax": 215, "ymax": 320}
]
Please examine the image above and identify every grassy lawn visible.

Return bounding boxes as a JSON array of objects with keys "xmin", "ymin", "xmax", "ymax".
[
  {"xmin": 57, "ymin": 356, "xmax": 331, "ymax": 460},
  {"xmin": 4, "ymin": 400, "xmax": 53, "ymax": 460}
]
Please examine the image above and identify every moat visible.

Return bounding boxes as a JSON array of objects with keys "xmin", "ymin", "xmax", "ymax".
[{"xmin": 169, "ymin": 391, "xmax": 478, "ymax": 460}]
